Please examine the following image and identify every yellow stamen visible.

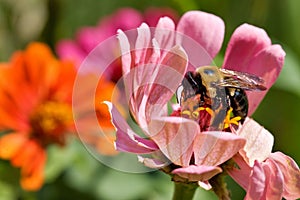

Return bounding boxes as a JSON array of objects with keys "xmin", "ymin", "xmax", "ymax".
[
  {"xmin": 30, "ymin": 101, "xmax": 73, "ymax": 144},
  {"xmin": 223, "ymin": 107, "xmax": 241, "ymax": 129}
]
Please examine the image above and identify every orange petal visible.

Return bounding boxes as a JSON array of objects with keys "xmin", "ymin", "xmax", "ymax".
[
  {"xmin": 52, "ymin": 60, "xmax": 77, "ymax": 102},
  {"xmin": 95, "ymin": 78, "xmax": 119, "ymax": 129},
  {"xmin": 96, "ymin": 78, "xmax": 118, "ymax": 101},
  {"xmin": 0, "ymin": 104, "xmax": 29, "ymax": 131},
  {"xmin": 96, "ymin": 106, "xmax": 114, "ymax": 129},
  {"xmin": 23, "ymin": 43, "xmax": 56, "ymax": 88},
  {"xmin": 20, "ymin": 147, "xmax": 46, "ymax": 191},
  {"xmin": 11, "ymin": 140, "xmax": 41, "ymax": 168},
  {"xmin": 0, "ymin": 133, "xmax": 28, "ymax": 159},
  {"xmin": 0, "ymin": 63, "xmax": 31, "ymax": 130}
]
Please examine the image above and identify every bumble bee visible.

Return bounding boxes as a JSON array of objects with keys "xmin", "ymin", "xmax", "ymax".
[{"xmin": 176, "ymin": 66, "xmax": 266, "ymax": 131}]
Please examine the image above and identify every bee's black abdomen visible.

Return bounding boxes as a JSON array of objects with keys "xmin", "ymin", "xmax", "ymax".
[{"xmin": 226, "ymin": 88, "xmax": 248, "ymax": 122}]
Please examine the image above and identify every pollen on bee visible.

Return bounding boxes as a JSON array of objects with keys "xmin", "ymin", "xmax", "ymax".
[
  {"xmin": 181, "ymin": 110, "xmax": 192, "ymax": 117},
  {"xmin": 181, "ymin": 106, "xmax": 214, "ymax": 121},
  {"xmin": 196, "ymin": 107, "xmax": 214, "ymax": 116},
  {"xmin": 191, "ymin": 111, "xmax": 199, "ymax": 118}
]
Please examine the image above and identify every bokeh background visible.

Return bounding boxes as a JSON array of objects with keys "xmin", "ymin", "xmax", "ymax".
[{"xmin": 0, "ymin": 0, "xmax": 299, "ymax": 199}]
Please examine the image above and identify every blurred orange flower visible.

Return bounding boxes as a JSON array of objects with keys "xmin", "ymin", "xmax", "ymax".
[{"xmin": 0, "ymin": 42, "xmax": 76, "ymax": 190}]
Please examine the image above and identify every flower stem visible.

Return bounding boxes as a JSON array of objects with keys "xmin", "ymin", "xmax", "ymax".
[
  {"xmin": 172, "ymin": 182, "xmax": 198, "ymax": 200},
  {"xmin": 209, "ymin": 173, "xmax": 230, "ymax": 200}
]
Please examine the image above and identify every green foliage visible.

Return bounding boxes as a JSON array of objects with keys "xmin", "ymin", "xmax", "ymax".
[{"xmin": 274, "ymin": 46, "xmax": 300, "ymax": 97}]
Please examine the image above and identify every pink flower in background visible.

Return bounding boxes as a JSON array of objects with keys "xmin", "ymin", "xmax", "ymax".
[{"xmin": 56, "ymin": 7, "xmax": 177, "ymax": 82}]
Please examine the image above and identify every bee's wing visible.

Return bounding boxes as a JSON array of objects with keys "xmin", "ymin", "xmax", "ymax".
[{"xmin": 218, "ymin": 69, "xmax": 266, "ymax": 91}]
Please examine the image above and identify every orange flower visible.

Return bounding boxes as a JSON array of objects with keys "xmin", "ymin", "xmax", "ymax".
[{"xmin": 0, "ymin": 42, "xmax": 76, "ymax": 190}]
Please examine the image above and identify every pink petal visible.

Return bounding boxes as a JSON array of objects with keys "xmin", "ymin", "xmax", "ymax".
[
  {"xmin": 132, "ymin": 24, "xmax": 155, "ymax": 111},
  {"xmin": 135, "ymin": 23, "xmax": 151, "ymax": 66},
  {"xmin": 147, "ymin": 117, "xmax": 199, "ymax": 166},
  {"xmin": 117, "ymin": 29, "xmax": 132, "ymax": 75},
  {"xmin": 123, "ymin": 45, "xmax": 188, "ymax": 128},
  {"xmin": 172, "ymin": 165, "xmax": 222, "ymax": 182},
  {"xmin": 137, "ymin": 155, "xmax": 168, "ymax": 169},
  {"xmin": 270, "ymin": 152, "xmax": 300, "ymax": 199},
  {"xmin": 261, "ymin": 159, "xmax": 284, "ymax": 200},
  {"xmin": 176, "ymin": 11, "xmax": 224, "ymax": 67},
  {"xmin": 145, "ymin": 45, "xmax": 188, "ymax": 114},
  {"xmin": 223, "ymin": 23, "xmax": 271, "ymax": 71},
  {"xmin": 105, "ymin": 102, "xmax": 158, "ymax": 154},
  {"xmin": 56, "ymin": 40, "xmax": 86, "ymax": 67},
  {"xmin": 154, "ymin": 17, "xmax": 175, "ymax": 50},
  {"xmin": 193, "ymin": 131, "xmax": 245, "ymax": 166},
  {"xmin": 246, "ymin": 45, "xmax": 285, "ymax": 114},
  {"xmin": 235, "ymin": 118, "xmax": 274, "ymax": 166},
  {"xmin": 245, "ymin": 161, "xmax": 266, "ymax": 200},
  {"xmin": 227, "ymin": 154, "xmax": 252, "ymax": 190}
]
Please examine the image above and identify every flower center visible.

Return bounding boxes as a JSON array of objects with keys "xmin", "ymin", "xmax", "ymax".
[{"xmin": 29, "ymin": 101, "xmax": 73, "ymax": 146}]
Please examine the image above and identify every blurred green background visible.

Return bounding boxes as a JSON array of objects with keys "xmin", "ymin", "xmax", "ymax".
[{"xmin": 0, "ymin": 0, "xmax": 300, "ymax": 199}]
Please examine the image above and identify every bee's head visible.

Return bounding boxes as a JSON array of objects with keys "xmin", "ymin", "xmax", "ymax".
[
  {"xmin": 195, "ymin": 66, "xmax": 223, "ymax": 98},
  {"xmin": 196, "ymin": 66, "xmax": 221, "ymax": 86}
]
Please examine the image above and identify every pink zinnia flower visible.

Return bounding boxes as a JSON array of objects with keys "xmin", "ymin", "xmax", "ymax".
[
  {"xmin": 107, "ymin": 10, "xmax": 300, "ymax": 199},
  {"xmin": 107, "ymin": 11, "xmax": 246, "ymax": 189}
]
